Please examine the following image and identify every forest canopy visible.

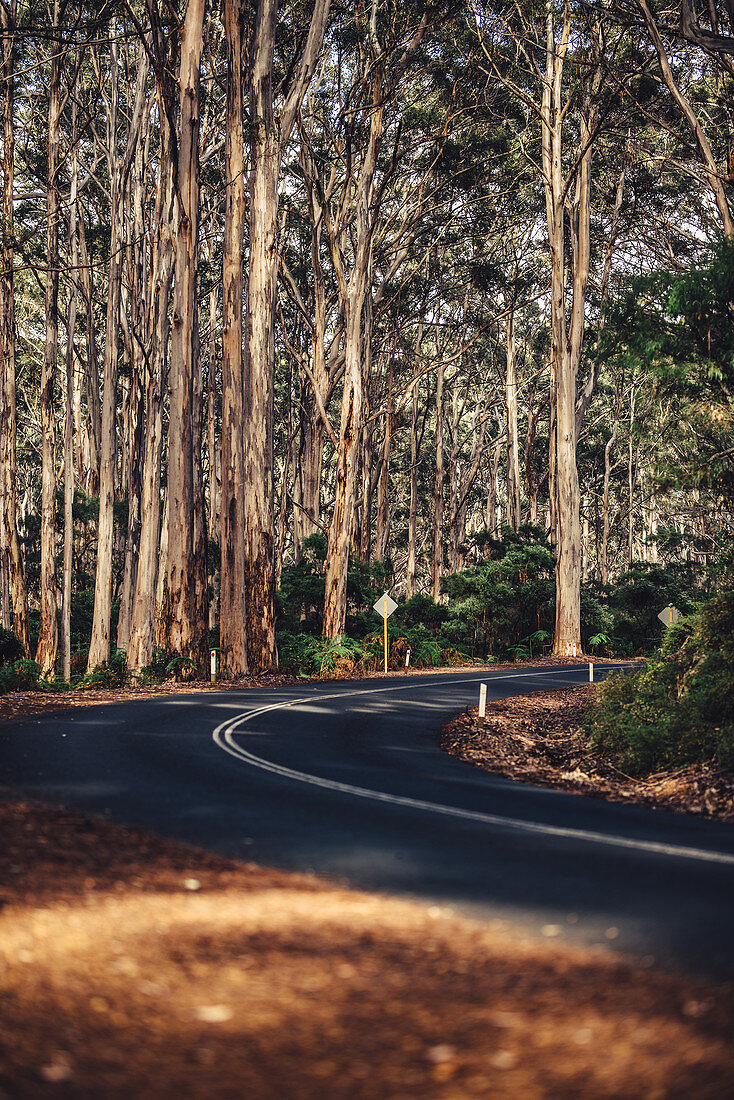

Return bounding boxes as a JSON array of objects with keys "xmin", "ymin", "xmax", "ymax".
[{"xmin": 0, "ymin": 0, "xmax": 733, "ymax": 682}]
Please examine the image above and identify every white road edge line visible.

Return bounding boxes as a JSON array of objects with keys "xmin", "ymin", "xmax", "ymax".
[{"xmin": 211, "ymin": 668, "xmax": 734, "ymax": 867}]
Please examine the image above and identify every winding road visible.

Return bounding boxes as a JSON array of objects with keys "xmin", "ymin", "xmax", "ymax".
[{"xmin": 2, "ymin": 664, "xmax": 733, "ymax": 978}]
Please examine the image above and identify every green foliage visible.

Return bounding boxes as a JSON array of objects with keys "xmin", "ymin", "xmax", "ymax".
[
  {"xmin": 80, "ymin": 650, "xmax": 128, "ymax": 689},
  {"xmin": 439, "ymin": 527, "xmax": 555, "ymax": 659},
  {"xmin": 136, "ymin": 648, "xmax": 196, "ymax": 684},
  {"xmin": 0, "ymin": 627, "xmax": 23, "ymax": 666},
  {"xmin": 277, "ymin": 632, "xmax": 365, "ymax": 677},
  {"xmin": 587, "ymin": 591, "xmax": 734, "ymax": 775},
  {"xmin": 0, "ymin": 658, "xmax": 42, "ymax": 694},
  {"xmin": 602, "ymin": 563, "xmax": 698, "ymax": 656}
]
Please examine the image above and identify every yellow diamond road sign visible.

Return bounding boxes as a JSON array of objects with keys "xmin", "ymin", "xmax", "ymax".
[
  {"xmin": 374, "ymin": 593, "xmax": 398, "ymax": 618},
  {"xmin": 658, "ymin": 605, "xmax": 681, "ymax": 626}
]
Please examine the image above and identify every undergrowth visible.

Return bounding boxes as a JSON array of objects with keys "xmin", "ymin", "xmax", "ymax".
[{"xmin": 586, "ymin": 591, "xmax": 734, "ymax": 774}]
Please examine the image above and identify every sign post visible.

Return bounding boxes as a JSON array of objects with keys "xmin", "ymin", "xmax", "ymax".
[
  {"xmin": 373, "ymin": 592, "xmax": 398, "ymax": 673},
  {"xmin": 658, "ymin": 605, "xmax": 681, "ymax": 628}
]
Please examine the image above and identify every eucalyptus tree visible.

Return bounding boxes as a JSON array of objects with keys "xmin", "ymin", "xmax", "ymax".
[
  {"xmin": 0, "ymin": 0, "xmax": 30, "ymax": 653},
  {"xmin": 236, "ymin": 0, "xmax": 331, "ymax": 673}
]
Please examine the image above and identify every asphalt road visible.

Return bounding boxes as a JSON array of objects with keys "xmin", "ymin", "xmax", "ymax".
[{"xmin": 2, "ymin": 664, "xmax": 734, "ymax": 978}]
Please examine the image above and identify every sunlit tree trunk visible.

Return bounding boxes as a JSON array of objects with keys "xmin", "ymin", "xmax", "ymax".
[
  {"xmin": 220, "ymin": 0, "xmax": 248, "ymax": 676},
  {"xmin": 36, "ymin": 4, "xmax": 62, "ymax": 675},
  {"xmin": 61, "ymin": 94, "xmax": 79, "ymax": 681},
  {"xmin": 245, "ymin": 0, "xmax": 331, "ymax": 667},
  {"xmin": 405, "ymin": 378, "xmax": 420, "ymax": 597},
  {"xmin": 126, "ymin": 80, "xmax": 176, "ymax": 673},
  {"xmin": 0, "ymin": 1, "xmax": 29, "ymax": 653},
  {"xmin": 505, "ymin": 309, "xmax": 521, "ymax": 531},
  {"xmin": 156, "ymin": 0, "xmax": 208, "ymax": 670},
  {"xmin": 431, "ymin": 357, "xmax": 444, "ymax": 601}
]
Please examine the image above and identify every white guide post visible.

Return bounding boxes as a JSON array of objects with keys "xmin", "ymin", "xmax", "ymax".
[
  {"xmin": 589, "ymin": 662, "xmax": 594, "ymax": 683},
  {"xmin": 210, "ymin": 649, "xmax": 217, "ymax": 683},
  {"xmin": 478, "ymin": 683, "xmax": 487, "ymax": 719}
]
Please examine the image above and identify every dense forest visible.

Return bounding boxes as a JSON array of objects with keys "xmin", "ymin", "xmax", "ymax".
[{"xmin": 0, "ymin": 0, "xmax": 733, "ymax": 683}]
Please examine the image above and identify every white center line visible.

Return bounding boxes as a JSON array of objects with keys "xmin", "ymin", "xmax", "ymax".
[{"xmin": 211, "ymin": 669, "xmax": 734, "ymax": 867}]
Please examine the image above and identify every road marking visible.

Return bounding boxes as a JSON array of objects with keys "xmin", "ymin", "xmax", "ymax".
[{"xmin": 212, "ymin": 669, "xmax": 734, "ymax": 868}]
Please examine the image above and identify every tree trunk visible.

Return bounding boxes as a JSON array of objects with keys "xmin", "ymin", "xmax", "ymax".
[
  {"xmin": 0, "ymin": 2, "xmax": 29, "ymax": 653},
  {"xmin": 220, "ymin": 0, "xmax": 248, "ymax": 676},
  {"xmin": 601, "ymin": 430, "xmax": 616, "ymax": 585},
  {"xmin": 61, "ymin": 95, "xmax": 79, "ymax": 681},
  {"xmin": 87, "ymin": 42, "xmax": 123, "ymax": 673},
  {"xmin": 405, "ymin": 377, "xmax": 420, "ymax": 598},
  {"xmin": 36, "ymin": 6, "xmax": 62, "ymax": 675},
  {"xmin": 78, "ymin": 209, "xmax": 101, "ymax": 493},
  {"xmin": 505, "ymin": 308, "xmax": 521, "ymax": 531},
  {"xmin": 116, "ymin": 119, "xmax": 147, "ymax": 653},
  {"xmin": 431, "ymin": 358, "xmax": 444, "ymax": 600},
  {"xmin": 126, "ymin": 83, "xmax": 176, "ymax": 673},
  {"xmin": 245, "ymin": 0, "xmax": 331, "ymax": 667},
  {"xmin": 156, "ymin": 0, "xmax": 208, "ymax": 670}
]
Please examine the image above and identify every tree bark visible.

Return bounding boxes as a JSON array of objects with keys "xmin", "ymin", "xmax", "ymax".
[
  {"xmin": 0, "ymin": 1, "xmax": 29, "ymax": 653},
  {"xmin": 61, "ymin": 93, "xmax": 79, "ymax": 681},
  {"xmin": 220, "ymin": 0, "xmax": 248, "ymax": 676},
  {"xmin": 245, "ymin": 0, "xmax": 331, "ymax": 667},
  {"xmin": 126, "ymin": 70, "xmax": 176, "ymax": 673},
  {"xmin": 36, "ymin": 3, "xmax": 62, "ymax": 675},
  {"xmin": 505, "ymin": 309, "xmax": 521, "ymax": 531},
  {"xmin": 431, "ymin": 358, "xmax": 444, "ymax": 601},
  {"xmin": 156, "ymin": 0, "xmax": 208, "ymax": 670}
]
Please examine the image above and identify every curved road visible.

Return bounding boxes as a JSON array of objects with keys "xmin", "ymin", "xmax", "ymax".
[{"xmin": 2, "ymin": 665, "xmax": 733, "ymax": 978}]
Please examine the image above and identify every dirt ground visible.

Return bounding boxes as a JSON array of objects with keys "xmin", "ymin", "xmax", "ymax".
[
  {"xmin": 2, "ymin": 664, "xmax": 734, "ymax": 1098},
  {"xmin": 441, "ymin": 684, "xmax": 734, "ymax": 822}
]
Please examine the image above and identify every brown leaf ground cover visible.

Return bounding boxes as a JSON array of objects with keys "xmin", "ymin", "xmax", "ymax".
[
  {"xmin": 441, "ymin": 685, "xmax": 734, "ymax": 822},
  {"xmin": 1, "ymin": 797, "xmax": 733, "ymax": 1099}
]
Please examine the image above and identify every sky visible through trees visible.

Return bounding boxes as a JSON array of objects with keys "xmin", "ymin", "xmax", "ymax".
[{"xmin": 1, "ymin": 0, "xmax": 733, "ymax": 679}]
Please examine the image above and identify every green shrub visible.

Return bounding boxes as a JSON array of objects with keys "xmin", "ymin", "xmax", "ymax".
[
  {"xmin": 586, "ymin": 590, "xmax": 734, "ymax": 774},
  {"xmin": 277, "ymin": 631, "xmax": 365, "ymax": 677},
  {"xmin": 0, "ymin": 658, "xmax": 42, "ymax": 695},
  {"xmin": 80, "ymin": 649, "xmax": 128, "ymax": 689}
]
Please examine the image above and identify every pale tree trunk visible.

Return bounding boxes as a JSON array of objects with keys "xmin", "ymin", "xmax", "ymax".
[
  {"xmin": 375, "ymin": 358, "xmax": 394, "ymax": 561},
  {"xmin": 126, "ymin": 87, "xmax": 176, "ymax": 672},
  {"xmin": 220, "ymin": 0, "xmax": 248, "ymax": 676},
  {"xmin": 405, "ymin": 370, "xmax": 421, "ymax": 598},
  {"xmin": 245, "ymin": 0, "xmax": 331, "ymax": 668},
  {"xmin": 359, "ymin": 416, "xmax": 373, "ymax": 561},
  {"xmin": 541, "ymin": 9, "xmax": 593, "ymax": 657},
  {"xmin": 431, "ymin": 358, "xmax": 444, "ymax": 600},
  {"xmin": 61, "ymin": 94, "xmax": 79, "ymax": 682},
  {"xmin": 206, "ymin": 269, "xmax": 219, "ymax": 632},
  {"xmin": 36, "ymin": 5, "xmax": 62, "ymax": 675},
  {"xmin": 505, "ymin": 308, "xmax": 521, "ymax": 531},
  {"xmin": 485, "ymin": 434, "xmax": 502, "ymax": 534},
  {"xmin": 0, "ymin": 1, "xmax": 29, "ymax": 653},
  {"xmin": 601, "ymin": 430, "xmax": 616, "ymax": 584},
  {"xmin": 78, "ymin": 209, "xmax": 101, "ymax": 493},
  {"xmin": 156, "ymin": 0, "xmax": 208, "ymax": 670},
  {"xmin": 87, "ymin": 39, "xmax": 149, "ymax": 672},
  {"xmin": 116, "ymin": 118, "xmax": 148, "ymax": 653}
]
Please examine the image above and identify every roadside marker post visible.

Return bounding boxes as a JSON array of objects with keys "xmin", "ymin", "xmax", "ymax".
[
  {"xmin": 210, "ymin": 649, "xmax": 217, "ymax": 683},
  {"xmin": 405, "ymin": 648, "xmax": 411, "ymax": 671},
  {"xmin": 373, "ymin": 593, "xmax": 398, "ymax": 674},
  {"xmin": 478, "ymin": 683, "xmax": 487, "ymax": 718},
  {"xmin": 589, "ymin": 662, "xmax": 594, "ymax": 683}
]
